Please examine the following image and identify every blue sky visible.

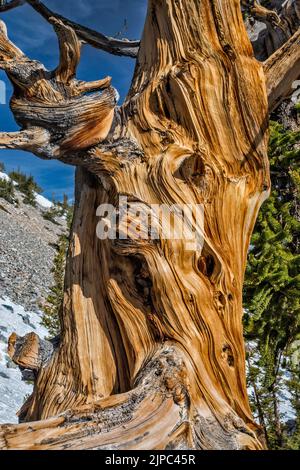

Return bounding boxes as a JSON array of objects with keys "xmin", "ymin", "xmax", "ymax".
[{"xmin": 0, "ymin": 0, "xmax": 147, "ymax": 201}]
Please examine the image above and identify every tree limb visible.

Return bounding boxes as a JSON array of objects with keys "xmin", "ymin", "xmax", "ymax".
[
  {"xmin": 0, "ymin": 0, "xmax": 139, "ymax": 57},
  {"xmin": 0, "ymin": 18, "xmax": 24, "ymax": 59},
  {"xmin": 249, "ymin": 1, "xmax": 281, "ymax": 27},
  {"xmin": 26, "ymin": 0, "xmax": 139, "ymax": 58},
  {"xmin": 0, "ymin": 0, "xmax": 24, "ymax": 12},
  {"xmin": 0, "ymin": 19, "xmax": 117, "ymax": 159},
  {"xmin": 264, "ymin": 28, "xmax": 300, "ymax": 112},
  {"xmin": 0, "ymin": 129, "xmax": 51, "ymax": 155},
  {"xmin": 50, "ymin": 16, "xmax": 81, "ymax": 84},
  {"xmin": 250, "ymin": 0, "xmax": 300, "ymax": 60},
  {"xmin": 76, "ymin": 77, "xmax": 112, "ymax": 94}
]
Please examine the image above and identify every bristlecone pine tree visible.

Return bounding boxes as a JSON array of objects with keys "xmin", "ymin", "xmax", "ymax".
[{"xmin": 0, "ymin": 0, "xmax": 299, "ymax": 450}]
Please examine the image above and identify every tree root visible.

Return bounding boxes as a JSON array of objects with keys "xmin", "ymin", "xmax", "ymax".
[{"xmin": 0, "ymin": 345, "xmax": 263, "ymax": 450}]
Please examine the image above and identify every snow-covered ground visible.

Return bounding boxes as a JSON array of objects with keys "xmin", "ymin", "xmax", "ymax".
[
  {"xmin": 0, "ymin": 171, "xmax": 10, "ymax": 182},
  {"xmin": 0, "ymin": 297, "xmax": 48, "ymax": 424},
  {"xmin": 0, "ymin": 171, "xmax": 53, "ymax": 209},
  {"xmin": 35, "ymin": 193, "xmax": 53, "ymax": 209},
  {"xmin": 0, "ymin": 171, "xmax": 66, "ymax": 424},
  {"xmin": 246, "ymin": 341, "xmax": 295, "ymax": 422}
]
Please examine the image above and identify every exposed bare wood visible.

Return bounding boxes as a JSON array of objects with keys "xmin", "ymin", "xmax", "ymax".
[
  {"xmin": 1, "ymin": 0, "xmax": 298, "ymax": 64},
  {"xmin": 51, "ymin": 16, "xmax": 81, "ymax": 84},
  {"xmin": 76, "ymin": 77, "xmax": 112, "ymax": 94},
  {"xmin": 251, "ymin": 0, "xmax": 300, "ymax": 60},
  {"xmin": 0, "ymin": 345, "xmax": 262, "ymax": 450},
  {"xmin": 249, "ymin": 1, "xmax": 281, "ymax": 27},
  {"xmin": 264, "ymin": 28, "xmax": 300, "ymax": 111},
  {"xmin": 8, "ymin": 332, "xmax": 53, "ymax": 371},
  {"xmin": 0, "ymin": 0, "xmax": 281, "ymax": 450},
  {"xmin": 0, "ymin": 129, "xmax": 49, "ymax": 153},
  {"xmin": 0, "ymin": 18, "xmax": 117, "ymax": 159}
]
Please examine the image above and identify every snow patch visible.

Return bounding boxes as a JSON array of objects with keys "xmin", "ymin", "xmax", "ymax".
[
  {"xmin": 0, "ymin": 297, "xmax": 48, "ymax": 424},
  {"xmin": 0, "ymin": 171, "xmax": 53, "ymax": 209},
  {"xmin": 0, "ymin": 172, "xmax": 10, "ymax": 182},
  {"xmin": 246, "ymin": 341, "xmax": 295, "ymax": 422},
  {"xmin": 35, "ymin": 193, "xmax": 53, "ymax": 209}
]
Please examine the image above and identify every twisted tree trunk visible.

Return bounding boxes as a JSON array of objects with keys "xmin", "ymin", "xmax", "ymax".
[{"xmin": 0, "ymin": 0, "xmax": 299, "ymax": 450}]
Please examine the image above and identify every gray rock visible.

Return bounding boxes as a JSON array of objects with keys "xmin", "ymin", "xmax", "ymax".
[
  {"xmin": 0, "ymin": 186, "xmax": 67, "ymax": 423},
  {"xmin": 0, "ymin": 187, "xmax": 67, "ymax": 312}
]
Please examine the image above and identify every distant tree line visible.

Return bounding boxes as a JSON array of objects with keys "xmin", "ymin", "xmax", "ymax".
[
  {"xmin": 0, "ymin": 162, "xmax": 74, "ymax": 338},
  {"xmin": 0, "ymin": 164, "xmax": 42, "ymax": 206}
]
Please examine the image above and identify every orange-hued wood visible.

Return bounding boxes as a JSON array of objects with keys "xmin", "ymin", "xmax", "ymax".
[{"xmin": 0, "ymin": 0, "xmax": 299, "ymax": 450}]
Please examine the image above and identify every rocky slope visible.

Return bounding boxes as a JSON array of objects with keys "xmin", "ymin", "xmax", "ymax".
[
  {"xmin": 0, "ymin": 172, "xmax": 67, "ymax": 311},
  {"xmin": 0, "ymin": 173, "xmax": 67, "ymax": 423},
  {"xmin": 0, "ymin": 299, "xmax": 48, "ymax": 424}
]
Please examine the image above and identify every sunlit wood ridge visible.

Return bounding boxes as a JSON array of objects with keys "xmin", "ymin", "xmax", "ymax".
[{"xmin": 0, "ymin": 0, "xmax": 299, "ymax": 450}]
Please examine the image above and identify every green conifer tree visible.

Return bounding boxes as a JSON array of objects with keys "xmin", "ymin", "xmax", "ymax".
[
  {"xmin": 9, "ymin": 170, "xmax": 42, "ymax": 207},
  {"xmin": 0, "ymin": 177, "xmax": 16, "ymax": 204},
  {"xmin": 244, "ymin": 119, "xmax": 300, "ymax": 449},
  {"xmin": 42, "ymin": 203, "xmax": 74, "ymax": 337}
]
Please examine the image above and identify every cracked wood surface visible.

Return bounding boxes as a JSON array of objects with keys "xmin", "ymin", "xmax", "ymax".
[
  {"xmin": 0, "ymin": 0, "xmax": 298, "ymax": 450},
  {"xmin": 264, "ymin": 28, "xmax": 300, "ymax": 111}
]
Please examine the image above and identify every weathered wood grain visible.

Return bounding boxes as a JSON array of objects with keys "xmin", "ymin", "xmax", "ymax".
[
  {"xmin": 264, "ymin": 28, "xmax": 300, "ymax": 111},
  {"xmin": 0, "ymin": 0, "xmax": 298, "ymax": 450}
]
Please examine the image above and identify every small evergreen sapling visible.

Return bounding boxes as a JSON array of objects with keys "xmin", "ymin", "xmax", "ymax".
[{"xmin": 42, "ymin": 202, "xmax": 74, "ymax": 337}]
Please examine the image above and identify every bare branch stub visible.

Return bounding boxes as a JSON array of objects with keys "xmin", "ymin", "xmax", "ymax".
[
  {"xmin": 8, "ymin": 332, "xmax": 53, "ymax": 371},
  {"xmin": 0, "ymin": 18, "xmax": 118, "ymax": 160},
  {"xmin": 51, "ymin": 16, "xmax": 81, "ymax": 84},
  {"xmin": 248, "ymin": 1, "xmax": 281, "ymax": 27}
]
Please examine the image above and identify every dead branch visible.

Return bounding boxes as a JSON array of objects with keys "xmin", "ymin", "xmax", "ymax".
[
  {"xmin": 0, "ymin": 129, "xmax": 50, "ymax": 156},
  {"xmin": 0, "ymin": 0, "xmax": 139, "ymax": 57},
  {"xmin": 0, "ymin": 19, "xmax": 117, "ymax": 160},
  {"xmin": 264, "ymin": 28, "xmax": 300, "ymax": 111},
  {"xmin": 26, "ymin": 0, "xmax": 139, "ymax": 58},
  {"xmin": 50, "ymin": 16, "xmax": 81, "ymax": 84},
  {"xmin": 251, "ymin": 0, "xmax": 300, "ymax": 60},
  {"xmin": 249, "ymin": 1, "xmax": 281, "ymax": 27},
  {"xmin": 0, "ymin": 0, "xmax": 24, "ymax": 12}
]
